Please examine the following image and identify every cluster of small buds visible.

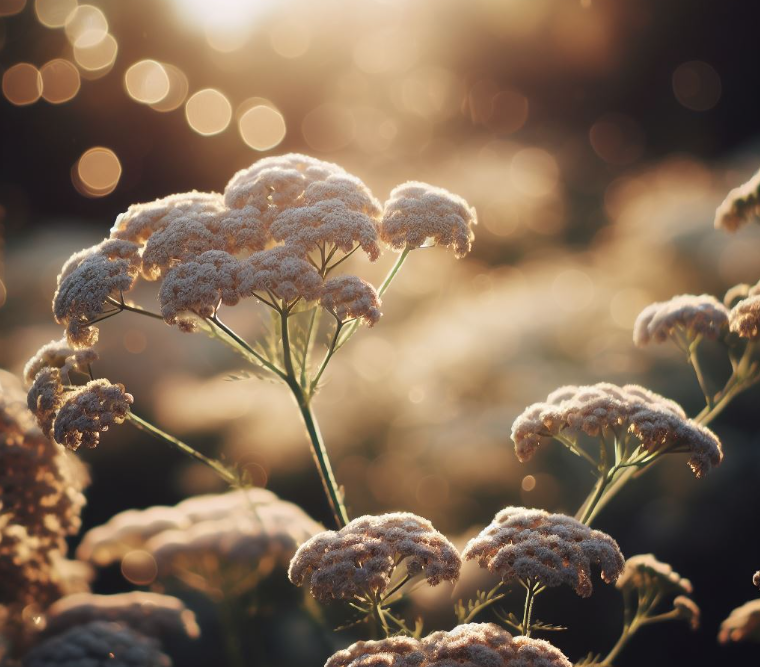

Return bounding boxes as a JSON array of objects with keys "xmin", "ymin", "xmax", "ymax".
[
  {"xmin": 77, "ymin": 488, "xmax": 322, "ymax": 585},
  {"xmin": 23, "ymin": 338, "xmax": 98, "ymax": 387},
  {"xmin": 673, "ymin": 595, "xmax": 701, "ymax": 631},
  {"xmin": 288, "ymin": 513, "xmax": 461, "ymax": 603},
  {"xmin": 633, "ymin": 294, "xmax": 729, "ymax": 347},
  {"xmin": 52, "ymin": 154, "xmax": 475, "ymax": 345},
  {"xmin": 616, "ymin": 554, "xmax": 693, "ymax": 596},
  {"xmin": 41, "ymin": 592, "xmax": 200, "ymax": 642},
  {"xmin": 511, "ymin": 382, "xmax": 723, "ymax": 478},
  {"xmin": 325, "ymin": 623, "xmax": 571, "ymax": 667},
  {"xmin": 728, "ymin": 295, "xmax": 760, "ymax": 340},
  {"xmin": 462, "ymin": 507, "xmax": 624, "ymax": 598},
  {"xmin": 319, "ymin": 275, "xmax": 382, "ymax": 326},
  {"xmin": 718, "ymin": 599, "xmax": 760, "ymax": 644},
  {"xmin": 1, "ymin": 371, "xmax": 90, "ymax": 619},
  {"xmin": 21, "ymin": 621, "xmax": 172, "ymax": 667},
  {"xmin": 714, "ymin": 168, "xmax": 760, "ymax": 232}
]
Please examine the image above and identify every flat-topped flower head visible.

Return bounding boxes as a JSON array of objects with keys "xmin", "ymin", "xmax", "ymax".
[
  {"xmin": 53, "ymin": 239, "xmax": 141, "ymax": 347},
  {"xmin": 715, "ymin": 168, "xmax": 760, "ymax": 232},
  {"xmin": 754, "ymin": 571, "xmax": 760, "ymax": 589},
  {"xmin": 52, "ymin": 379, "xmax": 133, "ymax": 451},
  {"xmin": 633, "ymin": 294, "xmax": 729, "ymax": 347},
  {"xmin": 111, "ymin": 190, "xmax": 226, "ymax": 244},
  {"xmin": 23, "ymin": 339, "xmax": 98, "ymax": 387},
  {"xmin": 243, "ymin": 246, "xmax": 323, "ymax": 304},
  {"xmin": 320, "ymin": 275, "xmax": 381, "ymax": 326},
  {"xmin": 326, "ymin": 624, "xmax": 571, "ymax": 667},
  {"xmin": 22, "ymin": 621, "xmax": 171, "ymax": 667},
  {"xmin": 42, "ymin": 592, "xmax": 199, "ymax": 642},
  {"xmin": 511, "ymin": 383, "xmax": 723, "ymax": 478},
  {"xmin": 288, "ymin": 512, "xmax": 461, "ymax": 603},
  {"xmin": 380, "ymin": 182, "xmax": 476, "ymax": 258},
  {"xmin": 616, "ymin": 554, "xmax": 693, "ymax": 596},
  {"xmin": 462, "ymin": 507, "xmax": 624, "ymax": 598},
  {"xmin": 674, "ymin": 595, "xmax": 701, "ymax": 631},
  {"xmin": 719, "ymin": 599, "xmax": 760, "ymax": 644},
  {"xmin": 729, "ymin": 295, "xmax": 760, "ymax": 340}
]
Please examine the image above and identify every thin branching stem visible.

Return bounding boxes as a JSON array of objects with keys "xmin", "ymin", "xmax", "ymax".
[
  {"xmin": 210, "ymin": 315, "xmax": 287, "ymax": 380},
  {"xmin": 309, "ymin": 316, "xmax": 344, "ymax": 395}
]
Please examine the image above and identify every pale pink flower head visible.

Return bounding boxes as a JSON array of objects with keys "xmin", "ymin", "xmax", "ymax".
[
  {"xmin": 52, "ymin": 379, "xmax": 133, "ymax": 451},
  {"xmin": 53, "ymin": 239, "xmax": 141, "ymax": 347},
  {"xmin": 511, "ymin": 383, "xmax": 723, "ymax": 478},
  {"xmin": 674, "ymin": 595, "xmax": 701, "ymax": 631},
  {"xmin": 380, "ymin": 182, "xmax": 476, "ymax": 258},
  {"xmin": 27, "ymin": 367, "xmax": 66, "ymax": 438},
  {"xmin": 633, "ymin": 294, "xmax": 729, "ymax": 347},
  {"xmin": 22, "ymin": 621, "xmax": 171, "ymax": 667},
  {"xmin": 714, "ymin": 168, "xmax": 760, "ymax": 232},
  {"xmin": 729, "ymin": 295, "xmax": 760, "ymax": 340},
  {"xmin": 616, "ymin": 554, "xmax": 693, "ymax": 596},
  {"xmin": 462, "ymin": 507, "xmax": 624, "ymax": 598},
  {"xmin": 23, "ymin": 339, "xmax": 98, "ymax": 387},
  {"xmin": 325, "ymin": 624, "xmax": 572, "ymax": 667},
  {"xmin": 718, "ymin": 599, "xmax": 760, "ymax": 644},
  {"xmin": 288, "ymin": 512, "xmax": 461, "ymax": 603},
  {"xmin": 754, "ymin": 571, "xmax": 760, "ymax": 589},
  {"xmin": 320, "ymin": 275, "xmax": 381, "ymax": 326},
  {"xmin": 242, "ymin": 245, "xmax": 323, "ymax": 303},
  {"xmin": 111, "ymin": 190, "xmax": 226, "ymax": 244}
]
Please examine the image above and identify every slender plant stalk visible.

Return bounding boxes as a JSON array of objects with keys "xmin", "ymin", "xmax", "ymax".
[
  {"xmin": 520, "ymin": 579, "xmax": 542, "ymax": 637},
  {"xmin": 127, "ymin": 412, "xmax": 241, "ymax": 487}
]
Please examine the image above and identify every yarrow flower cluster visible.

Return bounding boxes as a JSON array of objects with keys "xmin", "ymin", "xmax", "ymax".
[
  {"xmin": 325, "ymin": 623, "xmax": 571, "ymax": 667},
  {"xmin": 728, "ymin": 294, "xmax": 760, "ymax": 340},
  {"xmin": 22, "ymin": 621, "xmax": 171, "ymax": 667},
  {"xmin": 41, "ymin": 592, "xmax": 200, "ymax": 643},
  {"xmin": 718, "ymin": 599, "xmax": 760, "ymax": 644},
  {"xmin": 53, "ymin": 153, "xmax": 474, "ymax": 343},
  {"xmin": 714, "ymin": 168, "xmax": 760, "ymax": 232},
  {"xmin": 288, "ymin": 513, "xmax": 461, "ymax": 602},
  {"xmin": 462, "ymin": 507, "xmax": 624, "ymax": 598},
  {"xmin": 77, "ymin": 488, "xmax": 322, "ymax": 583},
  {"xmin": 0, "ymin": 371, "xmax": 90, "ymax": 622},
  {"xmin": 511, "ymin": 382, "xmax": 723, "ymax": 478},
  {"xmin": 633, "ymin": 294, "xmax": 729, "ymax": 347}
]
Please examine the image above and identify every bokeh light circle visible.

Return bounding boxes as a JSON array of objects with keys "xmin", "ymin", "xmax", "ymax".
[
  {"xmin": 148, "ymin": 64, "xmax": 188, "ymax": 112},
  {"xmin": 185, "ymin": 89, "xmax": 232, "ymax": 136},
  {"xmin": 73, "ymin": 32, "xmax": 117, "ymax": 75},
  {"xmin": 75, "ymin": 147, "xmax": 121, "ymax": 197},
  {"xmin": 121, "ymin": 550, "xmax": 157, "ymax": 586},
  {"xmin": 125, "ymin": 60, "xmax": 170, "ymax": 104},
  {"xmin": 2, "ymin": 63, "xmax": 42, "ymax": 106},
  {"xmin": 40, "ymin": 59, "xmax": 80, "ymax": 104},
  {"xmin": 238, "ymin": 103, "xmax": 286, "ymax": 151},
  {"xmin": 35, "ymin": 0, "xmax": 77, "ymax": 27},
  {"xmin": 672, "ymin": 60, "xmax": 721, "ymax": 111},
  {"xmin": 0, "ymin": 0, "xmax": 26, "ymax": 17},
  {"xmin": 64, "ymin": 4, "xmax": 108, "ymax": 47}
]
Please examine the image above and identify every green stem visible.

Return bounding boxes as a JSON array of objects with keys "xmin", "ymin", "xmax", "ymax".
[
  {"xmin": 461, "ymin": 582, "xmax": 506, "ymax": 624},
  {"xmin": 300, "ymin": 307, "xmax": 321, "ymax": 389},
  {"xmin": 309, "ymin": 319, "xmax": 343, "ymax": 396},
  {"xmin": 210, "ymin": 315, "xmax": 286, "ymax": 380},
  {"xmin": 127, "ymin": 412, "xmax": 241, "ymax": 487},
  {"xmin": 336, "ymin": 246, "xmax": 411, "ymax": 350},
  {"xmin": 687, "ymin": 340, "xmax": 712, "ymax": 410},
  {"xmin": 603, "ymin": 620, "xmax": 637, "ymax": 666},
  {"xmin": 521, "ymin": 579, "xmax": 540, "ymax": 637}
]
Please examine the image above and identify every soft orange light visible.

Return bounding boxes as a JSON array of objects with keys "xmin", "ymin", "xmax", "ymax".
[
  {"xmin": 2, "ymin": 63, "xmax": 42, "ymax": 106},
  {"xmin": 35, "ymin": 0, "xmax": 77, "ymax": 28},
  {"xmin": 270, "ymin": 17, "xmax": 310, "ymax": 58},
  {"xmin": 64, "ymin": 4, "xmax": 107, "ymax": 47},
  {"xmin": 238, "ymin": 101, "xmax": 286, "ymax": 151},
  {"xmin": 185, "ymin": 88, "xmax": 232, "ymax": 136},
  {"xmin": 40, "ymin": 59, "xmax": 80, "ymax": 104},
  {"xmin": 511, "ymin": 148, "xmax": 559, "ymax": 197},
  {"xmin": 125, "ymin": 60, "xmax": 170, "ymax": 104},
  {"xmin": 673, "ymin": 60, "xmax": 721, "ymax": 112},
  {"xmin": 75, "ymin": 147, "xmax": 121, "ymax": 197},
  {"xmin": 302, "ymin": 103, "xmax": 354, "ymax": 152},
  {"xmin": 73, "ymin": 32, "xmax": 117, "ymax": 76},
  {"xmin": 148, "ymin": 64, "xmax": 188, "ymax": 112},
  {"xmin": 121, "ymin": 550, "xmax": 157, "ymax": 586},
  {"xmin": 0, "ymin": 0, "xmax": 25, "ymax": 17}
]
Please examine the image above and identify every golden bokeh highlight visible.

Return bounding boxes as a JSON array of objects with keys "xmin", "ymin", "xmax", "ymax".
[
  {"xmin": 123, "ymin": 329, "xmax": 147, "ymax": 354},
  {"xmin": 511, "ymin": 147, "xmax": 559, "ymax": 197},
  {"xmin": 238, "ymin": 101, "xmax": 286, "ymax": 151},
  {"xmin": 0, "ymin": 0, "xmax": 25, "ymax": 17},
  {"xmin": 40, "ymin": 59, "xmax": 80, "ymax": 104},
  {"xmin": 125, "ymin": 60, "xmax": 170, "ymax": 104},
  {"xmin": 589, "ymin": 113, "xmax": 645, "ymax": 166},
  {"xmin": 521, "ymin": 474, "xmax": 536, "ymax": 492},
  {"xmin": 73, "ymin": 32, "xmax": 117, "ymax": 76},
  {"xmin": 35, "ymin": 0, "xmax": 77, "ymax": 28},
  {"xmin": 148, "ymin": 63, "xmax": 188, "ymax": 113},
  {"xmin": 302, "ymin": 103, "xmax": 355, "ymax": 152},
  {"xmin": 204, "ymin": 24, "xmax": 250, "ymax": 53},
  {"xmin": 185, "ymin": 88, "xmax": 232, "ymax": 136},
  {"xmin": 74, "ymin": 147, "xmax": 121, "ymax": 197},
  {"xmin": 672, "ymin": 60, "xmax": 721, "ymax": 112},
  {"xmin": 64, "ymin": 4, "xmax": 107, "ymax": 47},
  {"xmin": 2, "ymin": 63, "xmax": 42, "ymax": 106},
  {"xmin": 270, "ymin": 17, "xmax": 311, "ymax": 58},
  {"xmin": 121, "ymin": 550, "xmax": 158, "ymax": 586}
]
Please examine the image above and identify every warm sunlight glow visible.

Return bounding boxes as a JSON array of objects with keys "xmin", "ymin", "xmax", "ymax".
[
  {"xmin": 185, "ymin": 88, "xmax": 232, "ymax": 135},
  {"xmin": 74, "ymin": 146, "xmax": 121, "ymax": 196},
  {"xmin": 125, "ymin": 60, "xmax": 170, "ymax": 104}
]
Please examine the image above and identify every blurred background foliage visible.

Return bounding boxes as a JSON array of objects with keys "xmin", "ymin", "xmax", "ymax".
[{"xmin": 1, "ymin": 0, "xmax": 760, "ymax": 665}]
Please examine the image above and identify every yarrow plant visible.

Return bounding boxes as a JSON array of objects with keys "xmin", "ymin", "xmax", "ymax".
[{"xmin": 4, "ymin": 155, "xmax": 760, "ymax": 666}]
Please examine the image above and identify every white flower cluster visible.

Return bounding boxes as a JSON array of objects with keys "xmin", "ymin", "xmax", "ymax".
[
  {"xmin": 462, "ymin": 507, "xmax": 624, "ymax": 598},
  {"xmin": 715, "ymin": 168, "xmax": 760, "ymax": 232},
  {"xmin": 511, "ymin": 383, "xmax": 723, "ymax": 478},
  {"xmin": 633, "ymin": 294, "xmax": 729, "ymax": 347}
]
